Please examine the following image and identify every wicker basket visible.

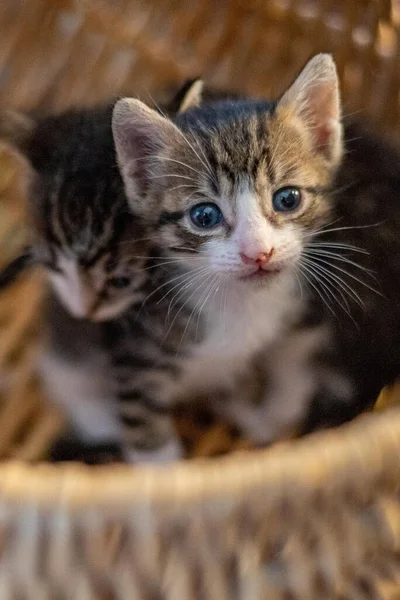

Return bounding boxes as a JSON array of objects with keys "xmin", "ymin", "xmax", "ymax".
[{"xmin": 1, "ymin": 0, "xmax": 400, "ymax": 597}]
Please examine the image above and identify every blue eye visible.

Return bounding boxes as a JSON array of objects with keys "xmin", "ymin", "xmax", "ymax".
[
  {"xmin": 190, "ymin": 203, "xmax": 223, "ymax": 229},
  {"xmin": 272, "ymin": 187, "xmax": 302, "ymax": 212}
]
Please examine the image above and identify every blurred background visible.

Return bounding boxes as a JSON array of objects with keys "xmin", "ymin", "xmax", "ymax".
[
  {"xmin": 0, "ymin": 0, "xmax": 399, "ymax": 462},
  {"xmin": 0, "ymin": 0, "xmax": 399, "ymax": 127}
]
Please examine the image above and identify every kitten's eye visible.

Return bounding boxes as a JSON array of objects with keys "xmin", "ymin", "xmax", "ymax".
[
  {"xmin": 272, "ymin": 187, "xmax": 302, "ymax": 212},
  {"xmin": 109, "ymin": 276, "xmax": 131, "ymax": 289},
  {"xmin": 190, "ymin": 203, "xmax": 223, "ymax": 229}
]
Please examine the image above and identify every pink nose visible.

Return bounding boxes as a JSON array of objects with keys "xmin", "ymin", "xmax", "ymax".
[{"xmin": 240, "ymin": 249, "xmax": 274, "ymax": 266}]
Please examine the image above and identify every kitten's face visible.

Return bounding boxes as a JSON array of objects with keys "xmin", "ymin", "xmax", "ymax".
[
  {"xmin": 2, "ymin": 82, "xmax": 204, "ymax": 321},
  {"xmin": 114, "ymin": 55, "xmax": 342, "ymax": 293},
  {"xmin": 32, "ymin": 172, "xmax": 149, "ymax": 321},
  {"xmin": 146, "ymin": 113, "xmax": 333, "ymax": 287}
]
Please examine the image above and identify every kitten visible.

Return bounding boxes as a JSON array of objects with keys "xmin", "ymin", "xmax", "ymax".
[
  {"xmin": 110, "ymin": 53, "xmax": 400, "ymax": 460},
  {"xmin": 0, "ymin": 81, "xmax": 205, "ymax": 450}
]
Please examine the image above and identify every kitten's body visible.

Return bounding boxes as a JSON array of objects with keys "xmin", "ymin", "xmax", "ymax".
[{"xmin": 111, "ymin": 57, "xmax": 400, "ymax": 458}]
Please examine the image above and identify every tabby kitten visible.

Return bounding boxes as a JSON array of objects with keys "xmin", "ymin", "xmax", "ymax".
[
  {"xmin": 110, "ymin": 53, "xmax": 400, "ymax": 461},
  {"xmin": 0, "ymin": 81, "xmax": 205, "ymax": 448}
]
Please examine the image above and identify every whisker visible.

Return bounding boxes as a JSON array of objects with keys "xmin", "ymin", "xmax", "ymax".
[
  {"xmin": 303, "ymin": 221, "xmax": 384, "ymax": 240},
  {"xmin": 151, "ymin": 174, "xmax": 195, "ymax": 181},
  {"xmin": 307, "ymin": 242, "xmax": 369, "ymax": 255},
  {"xmin": 163, "ymin": 271, "xmax": 215, "ymax": 346},
  {"xmin": 138, "ymin": 265, "xmax": 206, "ymax": 312},
  {"xmin": 302, "ymin": 254, "xmax": 381, "ymax": 295},
  {"xmin": 157, "ymin": 266, "xmax": 211, "ymax": 307},
  {"xmin": 303, "ymin": 248, "xmax": 376, "ymax": 277},
  {"xmin": 176, "ymin": 272, "xmax": 219, "ymax": 352},
  {"xmin": 300, "ymin": 259, "xmax": 352, "ymax": 317},
  {"xmin": 166, "ymin": 266, "xmax": 211, "ymax": 317},
  {"xmin": 168, "ymin": 184, "xmax": 198, "ymax": 193},
  {"xmin": 301, "ymin": 259, "xmax": 361, "ymax": 327},
  {"xmin": 297, "ymin": 263, "xmax": 338, "ymax": 320},
  {"xmin": 140, "ymin": 258, "xmax": 207, "ymax": 273},
  {"xmin": 292, "ymin": 266, "xmax": 304, "ymax": 302},
  {"xmin": 158, "ymin": 156, "xmax": 208, "ymax": 179},
  {"xmin": 301, "ymin": 256, "xmax": 366, "ymax": 309}
]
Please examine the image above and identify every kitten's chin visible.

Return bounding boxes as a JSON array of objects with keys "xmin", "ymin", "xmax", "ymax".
[
  {"xmin": 234, "ymin": 265, "xmax": 290, "ymax": 289},
  {"xmin": 238, "ymin": 268, "xmax": 282, "ymax": 283}
]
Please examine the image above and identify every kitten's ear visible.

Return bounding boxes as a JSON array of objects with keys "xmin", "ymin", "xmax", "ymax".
[
  {"xmin": 0, "ymin": 111, "xmax": 35, "ymax": 151},
  {"xmin": 277, "ymin": 54, "xmax": 342, "ymax": 166},
  {"xmin": 177, "ymin": 79, "xmax": 204, "ymax": 113},
  {"xmin": 167, "ymin": 79, "xmax": 204, "ymax": 114},
  {"xmin": 113, "ymin": 98, "xmax": 182, "ymax": 206}
]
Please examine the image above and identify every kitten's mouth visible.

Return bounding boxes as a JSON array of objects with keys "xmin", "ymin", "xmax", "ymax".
[{"xmin": 239, "ymin": 267, "xmax": 281, "ymax": 281}]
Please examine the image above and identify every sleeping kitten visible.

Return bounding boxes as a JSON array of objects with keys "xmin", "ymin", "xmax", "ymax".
[
  {"xmin": 109, "ymin": 53, "xmax": 400, "ymax": 460},
  {"xmin": 0, "ymin": 81, "xmax": 205, "ymax": 449}
]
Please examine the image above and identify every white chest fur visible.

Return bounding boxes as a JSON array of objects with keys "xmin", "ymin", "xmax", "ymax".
[{"xmin": 178, "ymin": 272, "xmax": 303, "ymax": 394}]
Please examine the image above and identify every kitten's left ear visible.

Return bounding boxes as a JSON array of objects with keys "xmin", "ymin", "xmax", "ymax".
[
  {"xmin": 177, "ymin": 79, "xmax": 204, "ymax": 113},
  {"xmin": 167, "ymin": 78, "xmax": 204, "ymax": 114},
  {"xmin": 113, "ymin": 98, "xmax": 182, "ymax": 211},
  {"xmin": 277, "ymin": 54, "xmax": 342, "ymax": 166}
]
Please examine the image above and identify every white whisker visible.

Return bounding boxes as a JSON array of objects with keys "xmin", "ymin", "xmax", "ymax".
[
  {"xmin": 301, "ymin": 256, "xmax": 365, "ymax": 309},
  {"xmin": 307, "ymin": 242, "xmax": 369, "ymax": 255},
  {"xmin": 297, "ymin": 263, "xmax": 338, "ymax": 320},
  {"xmin": 302, "ymin": 254, "xmax": 381, "ymax": 295},
  {"xmin": 176, "ymin": 272, "xmax": 220, "ymax": 353},
  {"xmin": 303, "ymin": 248, "xmax": 376, "ymax": 277}
]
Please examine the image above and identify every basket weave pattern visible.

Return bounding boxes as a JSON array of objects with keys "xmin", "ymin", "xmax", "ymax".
[{"xmin": 1, "ymin": 0, "xmax": 400, "ymax": 597}]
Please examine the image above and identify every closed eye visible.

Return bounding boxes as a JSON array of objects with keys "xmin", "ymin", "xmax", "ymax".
[
  {"xmin": 108, "ymin": 276, "xmax": 131, "ymax": 289},
  {"xmin": 43, "ymin": 260, "xmax": 63, "ymax": 274}
]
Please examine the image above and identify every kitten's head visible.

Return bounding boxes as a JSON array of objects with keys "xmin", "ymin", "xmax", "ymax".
[
  {"xmin": 113, "ymin": 54, "xmax": 342, "ymax": 293},
  {"xmin": 1, "ymin": 105, "xmax": 150, "ymax": 321},
  {"xmin": 0, "ymin": 81, "xmax": 204, "ymax": 320}
]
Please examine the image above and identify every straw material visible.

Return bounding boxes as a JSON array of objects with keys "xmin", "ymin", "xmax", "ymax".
[{"xmin": 1, "ymin": 0, "xmax": 400, "ymax": 597}]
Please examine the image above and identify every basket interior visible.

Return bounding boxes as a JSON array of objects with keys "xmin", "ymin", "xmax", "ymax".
[{"xmin": 0, "ymin": 0, "xmax": 400, "ymax": 463}]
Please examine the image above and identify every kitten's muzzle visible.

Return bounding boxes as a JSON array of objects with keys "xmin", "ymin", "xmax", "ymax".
[{"xmin": 240, "ymin": 249, "xmax": 274, "ymax": 266}]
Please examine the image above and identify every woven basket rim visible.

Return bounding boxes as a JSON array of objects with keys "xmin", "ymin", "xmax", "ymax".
[{"xmin": 0, "ymin": 407, "xmax": 398, "ymax": 510}]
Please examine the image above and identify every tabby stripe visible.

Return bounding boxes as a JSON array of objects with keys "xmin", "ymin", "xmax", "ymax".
[
  {"xmin": 83, "ymin": 216, "xmax": 125, "ymax": 268},
  {"xmin": 159, "ymin": 211, "xmax": 185, "ymax": 225},
  {"xmin": 206, "ymin": 148, "xmax": 221, "ymax": 195},
  {"xmin": 264, "ymin": 145, "xmax": 275, "ymax": 184}
]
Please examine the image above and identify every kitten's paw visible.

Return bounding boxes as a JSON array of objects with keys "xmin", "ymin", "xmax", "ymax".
[
  {"xmin": 124, "ymin": 438, "xmax": 184, "ymax": 466},
  {"xmin": 226, "ymin": 399, "xmax": 301, "ymax": 446}
]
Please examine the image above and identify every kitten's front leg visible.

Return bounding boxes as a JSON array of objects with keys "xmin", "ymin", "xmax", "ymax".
[
  {"xmin": 222, "ymin": 327, "xmax": 327, "ymax": 445},
  {"xmin": 115, "ymin": 366, "xmax": 184, "ymax": 464}
]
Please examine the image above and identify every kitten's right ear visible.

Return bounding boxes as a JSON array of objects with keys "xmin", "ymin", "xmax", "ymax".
[
  {"xmin": 113, "ymin": 98, "xmax": 182, "ymax": 209},
  {"xmin": 0, "ymin": 111, "xmax": 35, "ymax": 151}
]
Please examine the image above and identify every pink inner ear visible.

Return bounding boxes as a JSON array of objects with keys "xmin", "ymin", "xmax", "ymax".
[
  {"xmin": 315, "ymin": 124, "xmax": 332, "ymax": 149},
  {"xmin": 308, "ymin": 84, "xmax": 337, "ymax": 158}
]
